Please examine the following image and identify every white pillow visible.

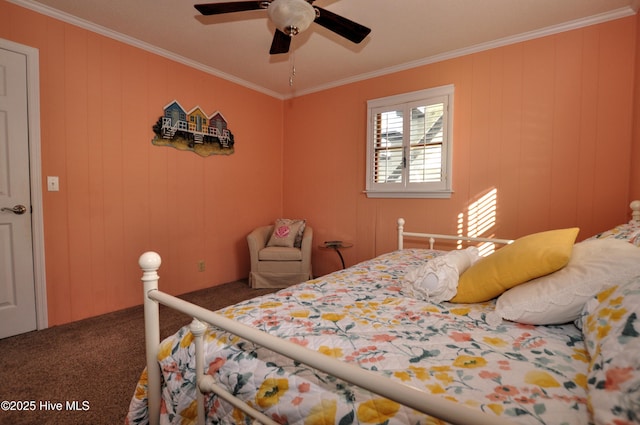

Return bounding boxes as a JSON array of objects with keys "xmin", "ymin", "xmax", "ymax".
[
  {"xmin": 402, "ymin": 247, "xmax": 480, "ymax": 303},
  {"xmin": 487, "ymin": 239, "xmax": 640, "ymax": 325}
]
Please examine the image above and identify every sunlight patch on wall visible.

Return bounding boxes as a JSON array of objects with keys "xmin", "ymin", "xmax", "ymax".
[{"xmin": 461, "ymin": 188, "xmax": 499, "ymax": 255}]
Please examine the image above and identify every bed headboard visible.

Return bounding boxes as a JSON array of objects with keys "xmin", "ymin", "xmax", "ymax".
[
  {"xmin": 396, "ymin": 218, "xmax": 513, "ymax": 250},
  {"xmin": 398, "ymin": 200, "xmax": 640, "ymax": 251}
]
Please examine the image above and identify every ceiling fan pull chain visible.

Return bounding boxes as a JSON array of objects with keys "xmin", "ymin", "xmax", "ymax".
[{"xmin": 289, "ymin": 48, "xmax": 296, "ymax": 86}]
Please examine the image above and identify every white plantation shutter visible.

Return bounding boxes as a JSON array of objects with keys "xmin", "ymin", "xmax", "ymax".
[
  {"xmin": 373, "ymin": 107, "xmax": 404, "ymax": 185},
  {"xmin": 366, "ymin": 85, "xmax": 454, "ymax": 198}
]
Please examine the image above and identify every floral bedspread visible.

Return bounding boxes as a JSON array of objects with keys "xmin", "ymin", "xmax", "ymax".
[
  {"xmin": 127, "ymin": 249, "xmax": 591, "ymax": 425},
  {"xmin": 580, "ymin": 275, "xmax": 640, "ymax": 424}
]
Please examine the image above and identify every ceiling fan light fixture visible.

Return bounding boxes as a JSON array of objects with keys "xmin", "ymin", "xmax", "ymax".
[{"xmin": 268, "ymin": 0, "xmax": 316, "ymax": 36}]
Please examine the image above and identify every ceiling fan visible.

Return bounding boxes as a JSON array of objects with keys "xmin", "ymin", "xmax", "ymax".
[{"xmin": 194, "ymin": 0, "xmax": 371, "ymax": 54}]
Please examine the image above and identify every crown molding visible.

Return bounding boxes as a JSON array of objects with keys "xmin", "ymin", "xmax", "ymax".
[
  {"xmin": 8, "ymin": 1, "xmax": 636, "ymax": 100},
  {"xmin": 7, "ymin": 0, "xmax": 286, "ymax": 99},
  {"xmin": 289, "ymin": 6, "xmax": 637, "ymax": 99}
]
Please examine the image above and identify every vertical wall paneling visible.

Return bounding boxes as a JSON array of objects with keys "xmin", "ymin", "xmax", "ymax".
[
  {"xmin": 496, "ymin": 44, "xmax": 523, "ymax": 238},
  {"xmin": 549, "ymin": 30, "xmax": 582, "ymax": 230},
  {"xmin": 518, "ymin": 37, "xmax": 554, "ymax": 232},
  {"xmin": 592, "ymin": 20, "xmax": 635, "ymax": 225},
  {"xmin": 64, "ymin": 25, "xmax": 93, "ymax": 321},
  {"xmin": 1, "ymin": 1, "xmax": 285, "ymax": 325},
  {"xmin": 42, "ymin": 19, "xmax": 72, "ymax": 325},
  {"xmin": 575, "ymin": 27, "xmax": 600, "ymax": 232},
  {"xmin": 102, "ymin": 39, "xmax": 128, "ymax": 315},
  {"xmin": 284, "ymin": 15, "xmax": 638, "ymax": 274},
  {"xmin": 86, "ymin": 32, "xmax": 108, "ymax": 316},
  {"xmin": 146, "ymin": 54, "xmax": 171, "ymax": 282},
  {"xmin": 1, "ymin": 0, "xmax": 638, "ymax": 324},
  {"xmin": 468, "ymin": 52, "xmax": 494, "ymax": 198}
]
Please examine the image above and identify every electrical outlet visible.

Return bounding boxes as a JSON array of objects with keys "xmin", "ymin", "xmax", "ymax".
[{"xmin": 197, "ymin": 260, "xmax": 205, "ymax": 272}]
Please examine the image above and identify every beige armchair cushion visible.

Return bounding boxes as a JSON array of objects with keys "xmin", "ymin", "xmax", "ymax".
[
  {"xmin": 259, "ymin": 247, "xmax": 303, "ymax": 261},
  {"xmin": 247, "ymin": 224, "xmax": 313, "ymax": 289}
]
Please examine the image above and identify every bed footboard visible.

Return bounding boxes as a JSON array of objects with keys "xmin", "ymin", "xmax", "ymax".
[{"xmin": 139, "ymin": 251, "xmax": 515, "ymax": 425}]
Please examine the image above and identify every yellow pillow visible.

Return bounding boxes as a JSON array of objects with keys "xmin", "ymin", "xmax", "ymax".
[{"xmin": 450, "ymin": 227, "xmax": 579, "ymax": 303}]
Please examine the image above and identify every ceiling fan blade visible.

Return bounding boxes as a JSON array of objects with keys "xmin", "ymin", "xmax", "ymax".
[
  {"xmin": 194, "ymin": 1, "xmax": 268, "ymax": 16},
  {"xmin": 270, "ymin": 29, "xmax": 291, "ymax": 54},
  {"xmin": 313, "ymin": 6, "xmax": 371, "ymax": 44}
]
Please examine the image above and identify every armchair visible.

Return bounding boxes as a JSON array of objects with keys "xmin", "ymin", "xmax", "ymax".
[{"xmin": 247, "ymin": 223, "xmax": 313, "ymax": 288}]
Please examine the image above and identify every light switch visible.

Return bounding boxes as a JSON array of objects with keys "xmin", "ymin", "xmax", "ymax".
[{"xmin": 47, "ymin": 176, "xmax": 59, "ymax": 192}]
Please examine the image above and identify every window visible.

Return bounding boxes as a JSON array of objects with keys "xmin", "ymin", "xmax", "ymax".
[{"xmin": 365, "ymin": 85, "xmax": 454, "ymax": 198}]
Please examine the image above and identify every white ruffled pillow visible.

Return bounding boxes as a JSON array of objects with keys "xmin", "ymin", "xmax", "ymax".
[
  {"xmin": 402, "ymin": 247, "xmax": 480, "ymax": 303},
  {"xmin": 487, "ymin": 239, "xmax": 640, "ymax": 326}
]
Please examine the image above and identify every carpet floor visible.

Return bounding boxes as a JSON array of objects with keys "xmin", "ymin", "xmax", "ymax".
[{"xmin": 0, "ymin": 280, "xmax": 276, "ymax": 425}]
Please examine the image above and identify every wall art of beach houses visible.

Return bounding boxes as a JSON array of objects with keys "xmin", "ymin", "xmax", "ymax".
[{"xmin": 152, "ymin": 100, "xmax": 235, "ymax": 157}]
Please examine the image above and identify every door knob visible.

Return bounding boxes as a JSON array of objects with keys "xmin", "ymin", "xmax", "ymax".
[{"xmin": 1, "ymin": 205, "xmax": 27, "ymax": 215}]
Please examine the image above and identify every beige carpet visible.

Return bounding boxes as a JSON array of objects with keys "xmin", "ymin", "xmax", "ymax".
[{"xmin": 0, "ymin": 280, "xmax": 276, "ymax": 425}]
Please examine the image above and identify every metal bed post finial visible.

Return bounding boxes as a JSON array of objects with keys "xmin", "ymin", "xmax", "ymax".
[
  {"xmin": 139, "ymin": 251, "xmax": 162, "ymax": 279},
  {"xmin": 397, "ymin": 218, "xmax": 405, "ymax": 250},
  {"xmin": 139, "ymin": 251, "xmax": 162, "ymax": 425}
]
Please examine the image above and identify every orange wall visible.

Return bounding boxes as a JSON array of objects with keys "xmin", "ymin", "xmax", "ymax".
[
  {"xmin": 284, "ymin": 17, "xmax": 638, "ymax": 276},
  {"xmin": 0, "ymin": 1, "xmax": 284, "ymax": 326},
  {"xmin": 1, "ymin": 0, "xmax": 639, "ymax": 326}
]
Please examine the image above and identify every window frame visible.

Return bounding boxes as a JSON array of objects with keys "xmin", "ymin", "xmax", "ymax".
[{"xmin": 365, "ymin": 85, "xmax": 454, "ymax": 199}]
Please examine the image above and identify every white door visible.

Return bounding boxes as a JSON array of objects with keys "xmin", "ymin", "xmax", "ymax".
[{"xmin": 0, "ymin": 46, "xmax": 37, "ymax": 338}]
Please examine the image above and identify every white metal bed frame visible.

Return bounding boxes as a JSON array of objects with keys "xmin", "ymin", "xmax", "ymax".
[
  {"xmin": 139, "ymin": 201, "xmax": 640, "ymax": 425},
  {"xmin": 396, "ymin": 218, "xmax": 514, "ymax": 250}
]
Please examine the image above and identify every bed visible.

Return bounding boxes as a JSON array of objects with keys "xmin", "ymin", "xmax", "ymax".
[{"xmin": 126, "ymin": 201, "xmax": 640, "ymax": 425}]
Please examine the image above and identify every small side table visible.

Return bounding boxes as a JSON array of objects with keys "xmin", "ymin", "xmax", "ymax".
[{"xmin": 319, "ymin": 241, "xmax": 353, "ymax": 269}]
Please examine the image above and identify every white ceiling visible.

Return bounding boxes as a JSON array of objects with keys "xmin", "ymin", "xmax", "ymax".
[{"xmin": 10, "ymin": 0, "xmax": 637, "ymax": 99}]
